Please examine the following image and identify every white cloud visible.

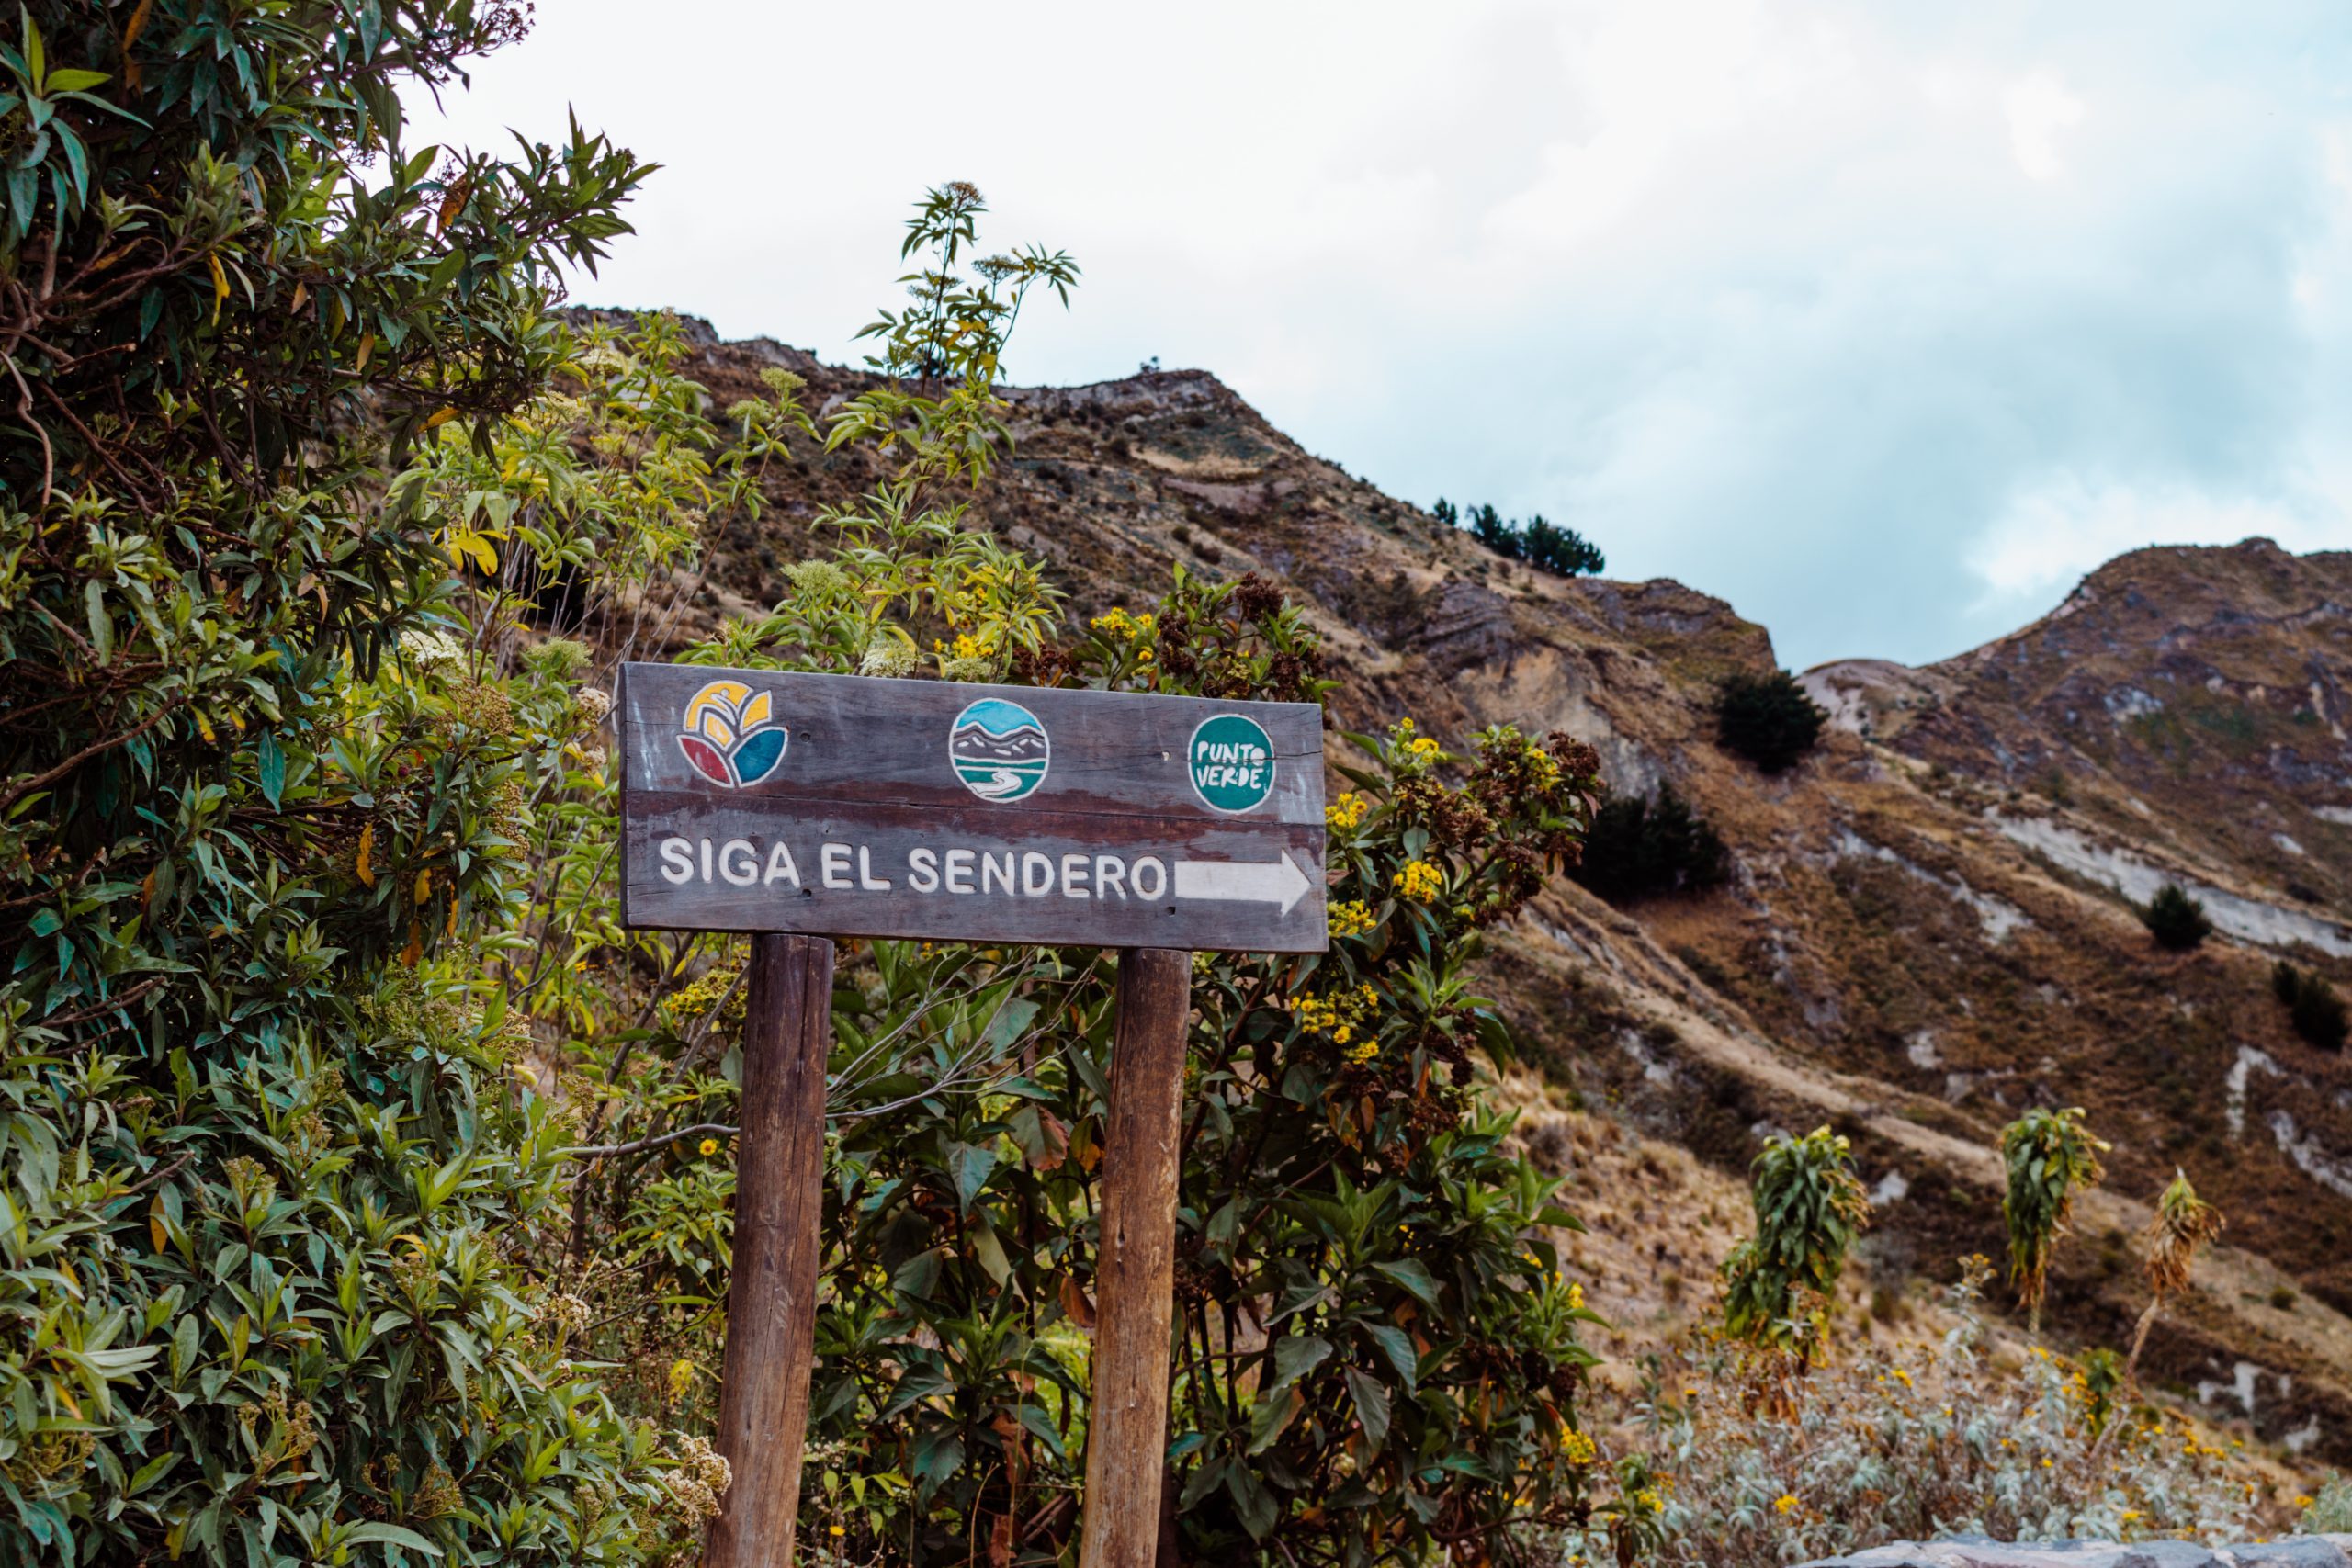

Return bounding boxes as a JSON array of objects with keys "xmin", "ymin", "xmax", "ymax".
[
  {"xmin": 404, "ymin": 0, "xmax": 2352, "ymax": 669},
  {"xmin": 2005, "ymin": 72, "xmax": 2086, "ymax": 181},
  {"xmin": 1969, "ymin": 477, "xmax": 2340, "ymax": 607}
]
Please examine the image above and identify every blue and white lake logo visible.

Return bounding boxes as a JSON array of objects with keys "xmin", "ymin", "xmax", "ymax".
[
  {"xmin": 949, "ymin": 697, "xmax": 1050, "ymax": 802},
  {"xmin": 1187, "ymin": 713, "xmax": 1276, "ymax": 813}
]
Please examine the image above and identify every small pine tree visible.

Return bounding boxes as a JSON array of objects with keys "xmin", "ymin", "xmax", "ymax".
[
  {"xmin": 1465, "ymin": 502, "xmax": 1522, "ymax": 559},
  {"xmin": 1521, "ymin": 513, "xmax": 1607, "ymax": 576},
  {"xmin": 2140, "ymin": 883, "xmax": 2214, "ymax": 952},
  {"xmin": 2273, "ymin": 961, "xmax": 2349, "ymax": 1051},
  {"xmin": 1571, "ymin": 784, "xmax": 1729, "ymax": 903},
  {"xmin": 1430, "ymin": 497, "xmax": 1459, "ymax": 528},
  {"xmin": 1715, "ymin": 671, "xmax": 1827, "ymax": 774}
]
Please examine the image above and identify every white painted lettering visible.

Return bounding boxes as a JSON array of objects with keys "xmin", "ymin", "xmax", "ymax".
[
  {"xmin": 1094, "ymin": 854, "xmax": 1127, "ymax": 900},
  {"xmin": 659, "ymin": 837, "xmax": 694, "ymax": 885},
  {"xmin": 1061, "ymin": 853, "xmax": 1089, "ymax": 898},
  {"xmin": 764, "ymin": 842, "xmax": 800, "ymax": 887},
  {"xmin": 1132, "ymin": 855, "xmax": 1168, "ymax": 900},
  {"xmin": 908, "ymin": 848, "xmax": 939, "ymax": 893},
  {"xmin": 947, "ymin": 849, "xmax": 978, "ymax": 894},
  {"xmin": 1021, "ymin": 852, "xmax": 1054, "ymax": 897},
  {"xmin": 820, "ymin": 843, "xmax": 854, "ymax": 889},
  {"xmin": 857, "ymin": 846, "xmax": 892, "ymax": 891},
  {"xmin": 700, "ymin": 837, "xmax": 714, "ymax": 883},
  {"xmin": 982, "ymin": 852, "xmax": 1014, "ymax": 896},
  {"xmin": 719, "ymin": 839, "xmax": 759, "ymax": 886}
]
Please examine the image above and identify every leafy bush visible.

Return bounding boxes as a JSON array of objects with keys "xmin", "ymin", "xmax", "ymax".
[
  {"xmin": 1720, "ymin": 1127, "xmax": 1871, "ymax": 1369},
  {"xmin": 1570, "ymin": 784, "xmax": 1730, "ymax": 904},
  {"xmin": 2140, "ymin": 884, "xmax": 2214, "ymax": 952},
  {"xmin": 2303, "ymin": 1473, "xmax": 2352, "ymax": 1534},
  {"xmin": 1714, "ymin": 671, "xmax": 1827, "ymax": 773},
  {"xmin": 1445, "ymin": 501, "xmax": 1607, "ymax": 577},
  {"xmin": 0, "ymin": 1, "xmax": 690, "ymax": 1561},
  {"xmin": 1563, "ymin": 1258, "xmax": 2267, "ymax": 1568},
  {"xmin": 2273, "ymin": 961, "xmax": 2349, "ymax": 1052},
  {"xmin": 2000, "ymin": 1108, "xmax": 2108, "ymax": 1336}
]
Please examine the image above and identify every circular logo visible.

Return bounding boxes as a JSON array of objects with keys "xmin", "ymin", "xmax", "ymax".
[
  {"xmin": 1187, "ymin": 713, "xmax": 1276, "ymax": 813},
  {"xmin": 949, "ymin": 698, "xmax": 1050, "ymax": 802},
  {"xmin": 678, "ymin": 679, "xmax": 787, "ymax": 789}
]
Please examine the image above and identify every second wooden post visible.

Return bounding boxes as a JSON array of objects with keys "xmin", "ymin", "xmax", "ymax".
[
  {"xmin": 705, "ymin": 932, "xmax": 834, "ymax": 1568},
  {"xmin": 1079, "ymin": 947, "xmax": 1193, "ymax": 1568}
]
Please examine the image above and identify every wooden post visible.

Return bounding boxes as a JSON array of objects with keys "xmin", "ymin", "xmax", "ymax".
[
  {"xmin": 706, "ymin": 933, "xmax": 834, "ymax": 1568},
  {"xmin": 1080, "ymin": 947, "xmax": 1192, "ymax": 1568}
]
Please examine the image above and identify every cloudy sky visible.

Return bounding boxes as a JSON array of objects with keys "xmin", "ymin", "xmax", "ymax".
[{"xmin": 409, "ymin": 1, "xmax": 2352, "ymax": 670}]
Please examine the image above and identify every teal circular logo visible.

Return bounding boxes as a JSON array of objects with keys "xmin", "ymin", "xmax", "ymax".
[
  {"xmin": 1188, "ymin": 714, "xmax": 1276, "ymax": 813},
  {"xmin": 950, "ymin": 698, "xmax": 1050, "ymax": 802}
]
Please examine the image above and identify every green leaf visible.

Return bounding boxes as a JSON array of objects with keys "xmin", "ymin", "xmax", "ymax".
[
  {"xmin": 341, "ymin": 1522, "xmax": 444, "ymax": 1555},
  {"xmin": 1372, "ymin": 1257, "xmax": 1442, "ymax": 1306},
  {"xmin": 1245, "ymin": 1383, "xmax": 1304, "ymax": 1456},
  {"xmin": 1343, "ymin": 1365, "xmax": 1391, "ymax": 1452},
  {"xmin": 255, "ymin": 732, "xmax": 285, "ymax": 809}
]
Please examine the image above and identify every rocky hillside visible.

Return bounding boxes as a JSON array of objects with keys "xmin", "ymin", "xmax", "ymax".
[{"xmin": 647, "ymin": 316, "xmax": 2352, "ymax": 1462}]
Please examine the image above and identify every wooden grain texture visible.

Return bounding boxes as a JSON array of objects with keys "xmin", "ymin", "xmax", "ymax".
[
  {"xmin": 1079, "ymin": 949, "xmax": 1192, "ymax": 1568},
  {"xmin": 617, "ymin": 665, "xmax": 1328, "ymax": 953},
  {"xmin": 704, "ymin": 934, "xmax": 833, "ymax": 1568}
]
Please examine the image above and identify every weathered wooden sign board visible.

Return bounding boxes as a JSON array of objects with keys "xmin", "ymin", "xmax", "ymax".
[
  {"xmin": 617, "ymin": 660, "xmax": 1327, "ymax": 1568},
  {"xmin": 616, "ymin": 663, "xmax": 1329, "ymax": 952}
]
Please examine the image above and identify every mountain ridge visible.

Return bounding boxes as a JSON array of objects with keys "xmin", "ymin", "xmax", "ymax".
[{"xmin": 630, "ymin": 312, "xmax": 2352, "ymax": 1461}]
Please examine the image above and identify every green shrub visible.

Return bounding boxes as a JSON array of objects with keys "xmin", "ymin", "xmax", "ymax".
[
  {"xmin": 2303, "ymin": 1473, "xmax": 2352, "ymax": 1534},
  {"xmin": 2000, "ymin": 1107, "xmax": 2109, "ymax": 1336},
  {"xmin": 1714, "ymin": 671, "xmax": 1827, "ymax": 773},
  {"xmin": 2140, "ymin": 884, "xmax": 2215, "ymax": 951},
  {"xmin": 2273, "ymin": 961, "xmax": 2349, "ymax": 1051},
  {"xmin": 1570, "ymin": 783, "xmax": 1730, "ymax": 904},
  {"xmin": 1720, "ymin": 1127, "xmax": 1871, "ymax": 1368}
]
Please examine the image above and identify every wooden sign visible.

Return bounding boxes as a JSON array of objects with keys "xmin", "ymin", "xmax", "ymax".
[{"xmin": 616, "ymin": 663, "xmax": 1329, "ymax": 953}]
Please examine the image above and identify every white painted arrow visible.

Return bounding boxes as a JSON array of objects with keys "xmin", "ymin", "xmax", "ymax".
[{"xmin": 1173, "ymin": 852, "xmax": 1314, "ymax": 915}]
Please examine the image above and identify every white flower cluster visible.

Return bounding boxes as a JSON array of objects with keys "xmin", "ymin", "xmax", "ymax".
[
  {"xmin": 401, "ymin": 627, "xmax": 468, "ymax": 671},
  {"xmin": 858, "ymin": 641, "xmax": 918, "ymax": 678},
  {"xmin": 576, "ymin": 687, "xmax": 613, "ymax": 724}
]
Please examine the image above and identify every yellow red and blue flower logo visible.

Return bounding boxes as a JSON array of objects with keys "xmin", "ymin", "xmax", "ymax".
[{"xmin": 677, "ymin": 679, "xmax": 787, "ymax": 789}]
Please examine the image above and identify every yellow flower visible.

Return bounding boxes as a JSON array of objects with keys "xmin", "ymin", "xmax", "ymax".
[
  {"xmin": 1392, "ymin": 860, "xmax": 1443, "ymax": 901},
  {"xmin": 1328, "ymin": 899, "xmax": 1375, "ymax": 939},
  {"xmin": 699, "ymin": 1138, "xmax": 719, "ymax": 1156},
  {"xmin": 2297, "ymin": 1496, "xmax": 2315, "ymax": 1510},
  {"xmin": 1344, "ymin": 1038, "xmax": 1378, "ymax": 1064},
  {"xmin": 1408, "ymin": 736, "xmax": 1441, "ymax": 761},
  {"xmin": 829, "ymin": 1524, "xmax": 845, "ymax": 1537},
  {"xmin": 1331, "ymin": 1024, "xmax": 1352, "ymax": 1045},
  {"xmin": 1561, "ymin": 1428, "xmax": 1597, "ymax": 1466},
  {"xmin": 1326, "ymin": 792, "xmax": 1369, "ymax": 830},
  {"xmin": 1774, "ymin": 1494, "xmax": 1799, "ymax": 1515},
  {"xmin": 1567, "ymin": 1281, "xmax": 1585, "ymax": 1311}
]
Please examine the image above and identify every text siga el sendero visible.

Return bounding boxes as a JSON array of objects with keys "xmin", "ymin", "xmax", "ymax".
[{"xmin": 616, "ymin": 664, "xmax": 1329, "ymax": 953}]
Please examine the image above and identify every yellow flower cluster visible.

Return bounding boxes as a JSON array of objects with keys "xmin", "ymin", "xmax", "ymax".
[
  {"xmin": 1388, "ymin": 717, "xmax": 1442, "ymax": 770},
  {"xmin": 1392, "ymin": 859, "xmax": 1443, "ymax": 901},
  {"xmin": 1327, "ymin": 899, "xmax": 1375, "ymax": 939},
  {"xmin": 1291, "ymin": 982, "xmax": 1379, "ymax": 1060},
  {"xmin": 1090, "ymin": 606, "xmax": 1157, "ymax": 641},
  {"xmin": 1566, "ymin": 1280, "xmax": 1585, "ymax": 1311},
  {"xmin": 1774, "ymin": 1494, "xmax": 1800, "ymax": 1515},
  {"xmin": 1326, "ymin": 791, "xmax": 1368, "ymax": 830},
  {"xmin": 1560, "ymin": 1427, "xmax": 1598, "ymax": 1466}
]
